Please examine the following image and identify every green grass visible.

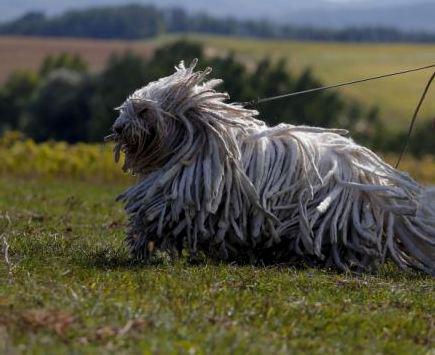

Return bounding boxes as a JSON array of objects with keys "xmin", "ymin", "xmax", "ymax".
[
  {"xmin": 0, "ymin": 177, "xmax": 434, "ymax": 354},
  {"xmin": 166, "ymin": 34, "xmax": 435, "ymax": 131}
]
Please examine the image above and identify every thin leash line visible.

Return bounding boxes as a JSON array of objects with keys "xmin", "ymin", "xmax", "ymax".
[
  {"xmin": 246, "ymin": 63, "xmax": 435, "ymax": 105},
  {"xmin": 395, "ymin": 71, "xmax": 435, "ymax": 168},
  {"xmin": 242, "ymin": 63, "xmax": 435, "ymax": 168}
]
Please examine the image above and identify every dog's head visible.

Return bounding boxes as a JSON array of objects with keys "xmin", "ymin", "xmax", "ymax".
[{"xmin": 107, "ymin": 59, "xmax": 259, "ymax": 175}]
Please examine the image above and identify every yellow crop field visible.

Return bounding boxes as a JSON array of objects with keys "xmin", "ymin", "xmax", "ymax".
[{"xmin": 0, "ymin": 132, "xmax": 433, "ymax": 184}]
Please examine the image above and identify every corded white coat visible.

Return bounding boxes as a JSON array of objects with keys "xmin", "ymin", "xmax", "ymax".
[{"xmin": 109, "ymin": 60, "xmax": 435, "ymax": 274}]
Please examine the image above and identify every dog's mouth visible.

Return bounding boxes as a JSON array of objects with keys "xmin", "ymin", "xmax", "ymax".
[
  {"xmin": 104, "ymin": 132, "xmax": 116, "ymax": 143},
  {"xmin": 105, "ymin": 126, "xmax": 158, "ymax": 172},
  {"xmin": 105, "ymin": 130, "xmax": 125, "ymax": 163}
]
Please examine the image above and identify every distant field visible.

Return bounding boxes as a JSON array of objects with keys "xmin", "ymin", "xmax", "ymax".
[
  {"xmin": 187, "ymin": 35, "xmax": 435, "ymax": 131},
  {"xmin": 0, "ymin": 36, "xmax": 154, "ymax": 83},
  {"xmin": 1, "ymin": 35, "xmax": 435, "ymax": 131}
]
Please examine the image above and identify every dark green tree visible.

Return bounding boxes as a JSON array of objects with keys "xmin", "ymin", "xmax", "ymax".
[
  {"xmin": 22, "ymin": 69, "xmax": 93, "ymax": 142},
  {"xmin": 0, "ymin": 70, "xmax": 39, "ymax": 133},
  {"xmin": 39, "ymin": 53, "xmax": 88, "ymax": 77},
  {"xmin": 87, "ymin": 52, "xmax": 151, "ymax": 141},
  {"xmin": 408, "ymin": 119, "xmax": 435, "ymax": 156},
  {"xmin": 147, "ymin": 40, "xmax": 204, "ymax": 78}
]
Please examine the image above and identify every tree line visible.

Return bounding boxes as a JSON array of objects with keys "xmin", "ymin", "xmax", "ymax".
[
  {"xmin": 0, "ymin": 40, "xmax": 433, "ymax": 155},
  {"xmin": 1, "ymin": 5, "xmax": 435, "ymax": 43}
]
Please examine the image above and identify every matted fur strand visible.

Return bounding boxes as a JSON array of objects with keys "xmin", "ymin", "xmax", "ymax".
[{"xmin": 108, "ymin": 59, "xmax": 435, "ymax": 274}]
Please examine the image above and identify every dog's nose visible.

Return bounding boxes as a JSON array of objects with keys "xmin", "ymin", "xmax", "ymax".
[{"xmin": 113, "ymin": 122, "xmax": 125, "ymax": 134}]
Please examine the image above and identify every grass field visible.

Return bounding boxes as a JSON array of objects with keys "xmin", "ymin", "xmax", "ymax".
[
  {"xmin": 1, "ymin": 34, "xmax": 435, "ymax": 132},
  {"xmin": 0, "ymin": 138, "xmax": 434, "ymax": 353},
  {"xmin": 1, "ymin": 178, "xmax": 434, "ymax": 354}
]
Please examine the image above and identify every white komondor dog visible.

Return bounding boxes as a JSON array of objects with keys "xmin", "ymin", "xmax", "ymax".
[{"xmin": 107, "ymin": 60, "xmax": 434, "ymax": 274}]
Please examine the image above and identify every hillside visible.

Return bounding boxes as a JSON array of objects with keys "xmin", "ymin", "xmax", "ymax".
[
  {"xmin": 2, "ymin": 35, "xmax": 433, "ymax": 131},
  {"xmin": 194, "ymin": 35, "xmax": 435, "ymax": 131}
]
